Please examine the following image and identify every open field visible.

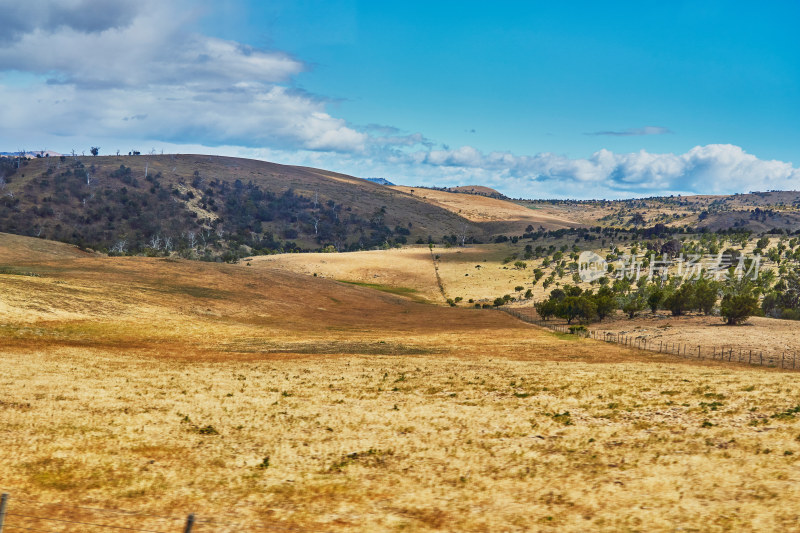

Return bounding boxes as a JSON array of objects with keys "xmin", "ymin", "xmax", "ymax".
[
  {"xmin": 4, "ymin": 234, "xmax": 800, "ymax": 531},
  {"xmin": 251, "ymin": 242, "xmax": 571, "ymax": 305},
  {"xmin": 390, "ymin": 186, "xmax": 579, "ymax": 233},
  {"xmin": 253, "ymin": 233, "xmax": 800, "ymax": 362}
]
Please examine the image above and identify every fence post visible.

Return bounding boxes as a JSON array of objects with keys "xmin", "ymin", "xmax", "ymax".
[
  {"xmin": 0, "ymin": 493, "xmax": 8, "ymax": 533},
  {"xmin": 184, "ymin": 513, "xmax": 195, "ymax": 533},
  {"xmin": 698, "ymin": 346, "xmax": 701, "ymax": 358}
]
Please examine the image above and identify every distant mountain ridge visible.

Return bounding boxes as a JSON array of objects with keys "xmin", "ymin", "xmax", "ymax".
[{"xmin": 365, "ymin": 177, "xmax": 395, "ymax": 185}]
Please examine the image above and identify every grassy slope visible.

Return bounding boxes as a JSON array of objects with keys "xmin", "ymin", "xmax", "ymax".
[
  {"xmin": 3, "ymin": 234, "xmax": 800, "ymax": 531},
  {"xmin": 390, "ymin": 185, "xmax": 580, "ymax": 234},
  {"xmin": 3, "ymin": 155, "xmax": 498, "ymax": 249}
]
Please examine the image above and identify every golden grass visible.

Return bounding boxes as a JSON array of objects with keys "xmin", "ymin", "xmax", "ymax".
[
  {"xmin": 3, "ymin": 234, "xmax": 800, "ymax": 531},
  {"xmin": 390, "ymin": 186, "xmax": 579, "ymax": 233},
  {"xmin": 250, "ymin": 242, "xmax": 571, "ymax": 305}
]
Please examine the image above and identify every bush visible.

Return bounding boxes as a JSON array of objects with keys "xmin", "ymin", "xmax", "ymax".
[
  {"xmin": 721, "ymin": 290, "xmax": 759, "ymax": 325},
  {"xmin": 534, "ymin": 299, "xmax": 558, "ymax": 320},
  {"xmin": 622, "ymin": 296, "xmax": 645, "ymax": 319},
  {"xmin": 664, "ymin": 284, "xmax": 694, "ymax": 316},
  {"xmin": 556, "ymin": 295, "xmax": 597, "ymax": 324},
  {"xmin": 647, "ymin": 286, "xmax": 664, "ymax": 313}
]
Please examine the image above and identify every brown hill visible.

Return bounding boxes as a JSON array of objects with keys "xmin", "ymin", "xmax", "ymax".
[
  {"xmin": 0, "ymin": 154, "xmax": 506, "ymax": 258},
  {"xmin": 390, "ymin": 185, "xmax": 580, "ymax": 234}
]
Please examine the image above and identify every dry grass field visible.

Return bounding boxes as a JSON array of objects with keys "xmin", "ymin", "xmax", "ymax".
[
  {"xmin": 4, "ymin": 234, "xmax": 800, "ymax": 531},
  {"xmin": 390, "ymin": 186, "xmax": 579, "ymax": 234},
  {"xmin": 250, "ymin": 242, "xmax": 562, "ymax": 305}
]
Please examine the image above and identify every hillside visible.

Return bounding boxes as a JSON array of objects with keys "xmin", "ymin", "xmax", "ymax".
[
  {"xmin": 390, "ymin": 185, "xmax": 579, "ymax": 234},
  {"xmin": 0, "ymin": 154, "xmax": 503, "ymax": 259}
]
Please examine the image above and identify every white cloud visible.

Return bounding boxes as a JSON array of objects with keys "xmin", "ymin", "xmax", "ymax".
[
  {"xmin": 393, "ymin": 143, "xmax": 800, "ymax": 198},
  {"xmin": 0, "ymin": 0, "xmax": 366, "ymax": 152}
]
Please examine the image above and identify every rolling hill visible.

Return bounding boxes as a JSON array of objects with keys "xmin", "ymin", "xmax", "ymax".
[
  {"xmin": 1, "ymin": 154, "xmax": 550, "ymax": 259},
  {"xmin": 390, "ymin": 185, "xmax": 580, "ymax": 234}
]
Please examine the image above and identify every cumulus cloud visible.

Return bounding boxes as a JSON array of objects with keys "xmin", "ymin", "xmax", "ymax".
[
  {"xmin": 398, "ymin": 143, "xmax": 800, "ymax": 198},
  {"xmin": 123, "ymin": 141, "xmax": 799, "ymax": 200},
  {"xmin": 587, "ymin": 126, "xmax": 673, "ymax": 136},
  {"xmin": 0, "ymin": 0, "xmax": 366, "ymax": 152},
  {"xmin": 0, "ymin": 0, "xmax": 140, "ymax": 43}
]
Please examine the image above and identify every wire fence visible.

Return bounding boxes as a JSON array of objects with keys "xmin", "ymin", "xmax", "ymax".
[
  {"xmin": 501, "ymin": 307, "xmax": 798, "ymax": 370},
  {"xmin": 0, "ymin": 493, "xmax": 312, "ymax": 533}
]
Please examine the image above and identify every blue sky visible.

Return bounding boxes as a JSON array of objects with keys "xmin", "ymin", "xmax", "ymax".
[{"xmin": 1, "ymin": 0, "xmax": 799, "ymax": 198}]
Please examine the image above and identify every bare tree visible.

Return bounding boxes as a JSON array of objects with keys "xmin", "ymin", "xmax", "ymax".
[
  {"xmin": 457, "ymin": 222, "xmax": 471, "ymax": 247},
  {"xmin": 148, "ymin": 234, "xmax": 162, "ymax": 250},
  {"xmin": 186, "ymin": 231, "xmax": 197, "ymax": 249},
  {"xmin": 116, "ymin": 150, "xmax": 120, "ymax": 156},
  {"xmin": 111, "ymin": 239, "xmax": 128, "ymax": 254},
  {"xmin": 163, "ymin": 236, "xmax": 173, "ymax": 253}
]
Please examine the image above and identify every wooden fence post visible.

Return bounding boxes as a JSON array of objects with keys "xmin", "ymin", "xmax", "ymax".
[
  {"xmin": 0, "ymin": 493, "xmax": 8, "ymax": 533},
  {"xmin": 184, "ymin": 513, "xmax": 195, "ymax": 533}
]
